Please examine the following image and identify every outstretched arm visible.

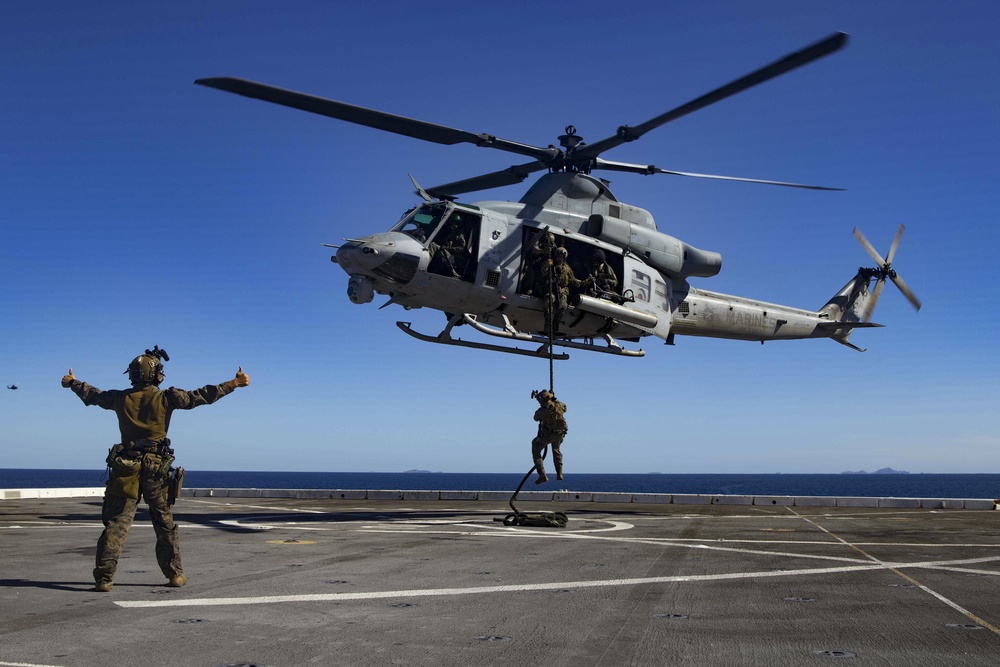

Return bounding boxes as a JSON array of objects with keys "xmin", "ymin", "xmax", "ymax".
[
  {"xmin": 165, "ymin": 366, "xmax": 250, "ymax": 410},
  {"xmin": 61, "ymin": 368, "xmax": 118, "ymax": 408}
]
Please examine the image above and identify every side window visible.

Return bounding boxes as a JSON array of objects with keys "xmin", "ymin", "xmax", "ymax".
[
  {"xmin": 396, "ymin": 205, "xmax": 448, "ymax": 245},
  {"xmin": 631, "ymin": 270, "xmax": 652, "ymax": 303}
]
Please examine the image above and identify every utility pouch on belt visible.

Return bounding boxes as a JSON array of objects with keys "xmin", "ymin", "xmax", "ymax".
[
  {"xmin": 105, "ymin": 443, "xmax": 126, "ymax": 467},
  {"xmin": 105, "ymin": 443, "xmax": 141, "ymax": 500},
  {"xmin": 141, "ymin": 453, "xmax": 163, "ymax": 476},
  {"xmin": 168, "ymin": 467, "xmax": 185, "ymax": 506},
  {"xmin": 157, "ymin": 444, "xmax": 175, "ymax": 477}
]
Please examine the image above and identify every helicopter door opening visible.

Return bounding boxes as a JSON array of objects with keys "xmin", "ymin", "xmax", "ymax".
[
  {"xmin": 516, "ymin": 228, "xmax": 623, "ymax": 302},
  {"xmin": 426, "ymin": 208, "xmax": 480, "ymax": 282}
]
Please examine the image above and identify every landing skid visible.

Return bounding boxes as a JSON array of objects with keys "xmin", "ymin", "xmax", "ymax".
[{"xmin": 396, "ymin": 313, "xmax": 645, "ymax": 359}]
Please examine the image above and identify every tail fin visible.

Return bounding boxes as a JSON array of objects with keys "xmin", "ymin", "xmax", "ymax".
[{"xmin": 817, "ymin": 270, "xmax": 883, "ymax": 351}]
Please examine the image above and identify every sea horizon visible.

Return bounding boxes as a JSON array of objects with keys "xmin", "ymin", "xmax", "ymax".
[{"xmin": 2, "ymin": 469, "xmax": 998, "ymax": 499}]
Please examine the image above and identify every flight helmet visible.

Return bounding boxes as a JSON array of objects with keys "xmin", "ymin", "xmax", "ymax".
[{"xmin": 124, "ymin": 346, "xmax": 169, "ymax": 387}]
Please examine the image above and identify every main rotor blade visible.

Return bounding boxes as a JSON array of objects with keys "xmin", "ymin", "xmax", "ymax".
[
  {"xmin": 425, "ymin": 161, "xmax": 547, "ymax": 198},
  {"xmin": 409, "ymin": 174, "xmax": 433, "ymax": 202},
  {"xmin": 577, "ymin": 32, "xmax": 848, "ymax": 160},
  {"xmin": 594, "ymin": 159, "xmax": 843, "ymax": 190},
  {"xmin": 890, "ymin": 273, "xmax": 922, "ymax": 311},
  {"xmin": 853, "ymin": 227, "xmax": 885, "ymax": 265},
  {"xmin": 194, "ymin": 77, "xmax": 559, "ymax": 162}
]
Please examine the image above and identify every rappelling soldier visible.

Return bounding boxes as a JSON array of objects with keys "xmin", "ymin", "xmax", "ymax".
[
  {"xmin": 531, "ymin": 389, "xmax": 568, "ymax": 484},
  {"xmin": 61, "ymin": 347, "xmax": 250, "ymax": 592},
  {"xmin": 521, "ymin": 231, "xmax": 557, "ymax": 296}
]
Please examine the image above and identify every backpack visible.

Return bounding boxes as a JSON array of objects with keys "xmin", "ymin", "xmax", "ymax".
[{"xmin": 546, "ymin": 400, "xmax": 567, "ymax": 430}]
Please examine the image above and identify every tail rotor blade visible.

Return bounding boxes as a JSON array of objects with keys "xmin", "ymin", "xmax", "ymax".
[
  {"xmin": 862, "ymin": 277, "xmax": 886, "ymax": 322},
  {"xmin": 890, "ymin": 273, "xmax": 922, "ymax": 311},
  {"xmin": 853, "ymin": 227, "xmax": 885, "ymax": 265},
  {"xmin": 885, "ymin": 224, "xmax": 905, "ymax": 265}
]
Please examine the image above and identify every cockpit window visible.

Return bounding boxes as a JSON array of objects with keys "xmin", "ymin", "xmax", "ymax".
[{"xmin": 393, "ymin": 203, "xmax": 450, "ymax": 245}]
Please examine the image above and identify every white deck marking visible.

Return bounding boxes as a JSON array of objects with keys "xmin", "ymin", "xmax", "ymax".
[
  {"xmin": 788, "ymin": 508, "xmax": 1000, "ymax": 637},
  {"xmin": 113, "ymin": 551, "xmax": 1000, "ymax": 611},
  {"xmin": 115, "ymin": 562, "xmax": 890, "ymax": 608}
]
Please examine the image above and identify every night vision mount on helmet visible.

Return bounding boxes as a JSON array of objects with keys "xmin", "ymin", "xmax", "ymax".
[{"xmin": 125, "ymin": 345, "xmax": 170, "ymax": 387}]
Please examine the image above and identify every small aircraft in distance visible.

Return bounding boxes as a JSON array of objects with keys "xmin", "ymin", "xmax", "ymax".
[
  {"xmin": 196, "ymin": 32, "xmax": 919, "ymax": 359},
  {"xmin": 7, "ymin": 385, "xmax": 18, "ymax": 390}
]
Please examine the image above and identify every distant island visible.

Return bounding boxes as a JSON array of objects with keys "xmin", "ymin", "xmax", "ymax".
[
  {"xmin": 403, "ymin": 469, "xmax": 435, "ymax": 474},
  {"xmin": 840, "ymin": 468, "xmax": 910, "ymax": 475}
]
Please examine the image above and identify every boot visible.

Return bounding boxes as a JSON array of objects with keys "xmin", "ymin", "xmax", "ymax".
[
  {"xmin": 94, "ymin": 580, "xmax": 113, "ymax": 592},
  {"xmin": 168, "ymin": 574, "xmax": 187, "ymax": 588},
  {"xmin": 533, "ymin": 458, "xmax": 547, "ymax": 484}
]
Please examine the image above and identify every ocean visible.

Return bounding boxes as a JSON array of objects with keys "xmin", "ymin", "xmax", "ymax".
[{"xmin": 1, "ymin": 469, "xmax": 998, "ymax": 499}]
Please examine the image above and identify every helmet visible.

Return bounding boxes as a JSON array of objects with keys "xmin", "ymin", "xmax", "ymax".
[
  {"xmin": 553, "ymin": 247, "xmax": 568, "ymax": 260},
  {"xmin": 591, "ymin": 249, "xmax": 606, "ymax": 263},
  {"xmin": 125, "ymin": 354, "xmax": 164, "ymax": 387},
  {"xmin": 533, "ymin": 389, "xmax": 553, "ymax": 403}
]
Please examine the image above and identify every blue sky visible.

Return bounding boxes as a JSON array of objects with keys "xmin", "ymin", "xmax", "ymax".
[{"xmin": 2, "ymin": 1, "xmax": 997, "ymax": 474}]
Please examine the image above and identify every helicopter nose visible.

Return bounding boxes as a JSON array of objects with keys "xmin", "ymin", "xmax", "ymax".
[
  {"xmin": 334, "ymin": 240, "xmax": 383, "ymax": 275},
  {"xmin": 333, "ymin": 233, "xmax": 422, "ymax": 287}
]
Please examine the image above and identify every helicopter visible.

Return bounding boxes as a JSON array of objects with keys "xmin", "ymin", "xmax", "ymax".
[{"xmin": 196, "ymin": 32, "xmax": 919, "ymax": 359}]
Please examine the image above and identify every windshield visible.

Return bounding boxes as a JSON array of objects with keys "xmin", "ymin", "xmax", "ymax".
[{"xmin": 392, "ymin": 203, "xmax": 450, "ymax": 245}]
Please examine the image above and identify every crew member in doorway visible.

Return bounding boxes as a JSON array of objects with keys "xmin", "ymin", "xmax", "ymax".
[
  {"xmin": 531, "ymin": 389, "xmax": 568, "ymax": 484},
  {"xmin": 583, "ymin": 249, "xmax": 618, "ymax": 297},
  {"xmin": 536, "ymin": 246, "xmax": 580, "ymax": 336},
  {"xmin": 61, "ymin": 347, "xmax": 250, "ymax": 592},
  {"xmin": 428, "ymin": 213, "xmax": 469, "ymax": 278},
  {"xmin": 522, "ymin": 231, "xmax": 557, "ymax": 296}
]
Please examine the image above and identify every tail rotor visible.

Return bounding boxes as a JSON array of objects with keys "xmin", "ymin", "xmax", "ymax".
[{"xmin": 853, "ymin": 225, "xmax": 922, "ymax": 321}]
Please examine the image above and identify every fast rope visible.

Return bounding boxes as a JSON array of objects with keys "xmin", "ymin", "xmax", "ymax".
[
  {"xmin": 492, "ymin": 257, "xmax": 568, "ymax": 528},
  {"xmin": 547, "ymin": 259, "xmax": 555, "ymax": 394}
]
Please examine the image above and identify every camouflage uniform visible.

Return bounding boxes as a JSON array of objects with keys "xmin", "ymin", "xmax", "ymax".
[
  {"xmin": 532, "ymin": 392, "xmax": 568, "ymax": 483},
  {"xmin": 66, "ymin": 379, "xmax": 237, "ymax": 587},
  {"xmin": 534, "ymin": 254, "xmax": 581, "ymax": 335},
  {"xmin": 428, "ymin": 217, "xmax": 468, "ymax": 278},
  {"xmin": 521, "ymin": 232, "xmax": 556, "ymax": 296},
  {"xmin": 584, "ymin": 255, "xmax": 619, "ymax": 297}
]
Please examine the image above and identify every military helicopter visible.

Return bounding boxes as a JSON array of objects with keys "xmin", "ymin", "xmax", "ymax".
[{"xmin": 196, "ymin": 32, "xmax": 919, "ymax": 359}]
